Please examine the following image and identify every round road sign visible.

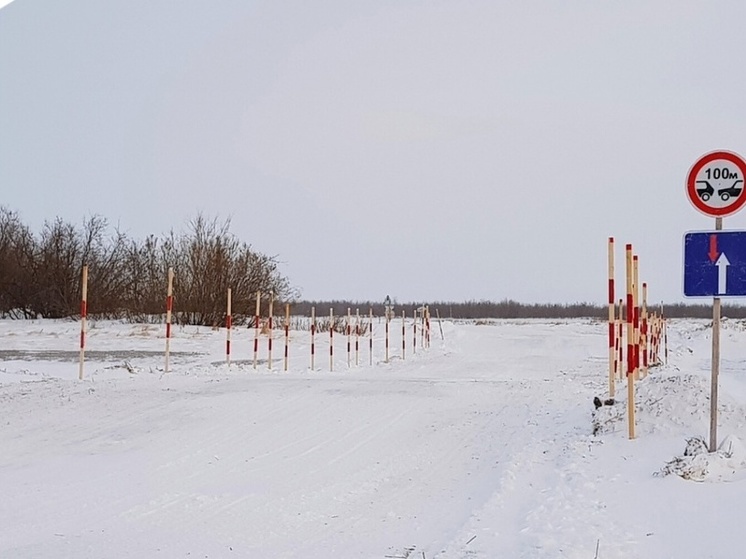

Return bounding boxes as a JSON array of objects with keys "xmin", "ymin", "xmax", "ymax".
[{"xmin": 686, "ymin": 150, "xmax": 746, "ymax": 217}]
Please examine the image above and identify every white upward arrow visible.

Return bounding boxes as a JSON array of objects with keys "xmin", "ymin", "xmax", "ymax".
[{"xmin": 717, "ymin": 252, "xmax": 731, "ymax": 295}]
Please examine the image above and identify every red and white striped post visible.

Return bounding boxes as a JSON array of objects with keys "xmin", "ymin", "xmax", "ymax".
[
  {"xmin": 78, "ymin": 265, "xmax": 88, "ymax": 380},
  {"xmin": 642, "ymin": 282, "xmax": 649, "ymax": 378},
  {"xmin": 268, "ymin": 292, "xmax": 274, "ymax": 370},
  {"xmin": 413, "ymin": 308, "xmax": 417, "ymax": 354},
  {"xmin": 385, "ymin": 313, "xmax": 390, "ymax": 363},
  {"xmin": 355, "ymin": 308, "xmax": 360, "ymax": 366},
  {"xmin": 420, "ymin": 307, "xmax": 426, "ymax": 349},
  {"xmin": 608, "ymin": 237, "xmax": 615, "ymax": 397},
  {"xmin": 253, "ymin": 291, "xmax": 260, "ymax": 370},
  {"xmin": 617, "ymin": 298, "xmax": 624, "ymax": 380},
  {"xmin": 663, "ymin": 306, "xmax": 668, "ymax": 365},
  {"xmin": 165, "ymin": 267, "xmax": 174, "ymax": 374},
  {"xmin": 369, "ymin": 308, "xmax": 373, "ymax": 366},
  {"xmin": 329, "ymin": 307, "xmax": 334, "ymax": 372},
  {"xmin": 310, "ymin": 306, "xmax": 316, "ymax": 370},
  {"xmin": 633, "ymin": 255, "xmax": 640, "ymax": 381},
  {"xmin": 426, "ymin": 306, "xmax": 431, "ymax": 348},
  {"xmin": 284, "ymin": 303, "xmax": 290, "ymax": 372},
  {"xmin": 626, "ymin": 245, "xmax": 635, "ymax": 439},
  {"xmin": 401, "ymin": 310, "xmax": 406, "ymax": 360},
  {"xmin": 347, "ymin": 307, "xmax": 352, "ymax": 368},
  {"xmin": 226, "ymin": 288, "xmax": 232, "ymax": 367}
]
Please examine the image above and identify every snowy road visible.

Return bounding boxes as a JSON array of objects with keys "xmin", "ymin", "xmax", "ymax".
[{"xmin": 3, "ymin": 319, "xmax": 746, "ymax": 558}]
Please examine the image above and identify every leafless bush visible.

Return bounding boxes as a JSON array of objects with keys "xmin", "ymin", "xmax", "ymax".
[{"xmin": 0, "ymin": 208, "xmax": 294, "ymax": 325}]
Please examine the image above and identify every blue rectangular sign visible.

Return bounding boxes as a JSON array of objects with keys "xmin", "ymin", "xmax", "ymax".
[{"xmin": 684, "ymin": 230, "xmax": 746, "ymax": 297}]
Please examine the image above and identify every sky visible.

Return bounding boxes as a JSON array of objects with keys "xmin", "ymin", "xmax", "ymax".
[{"xmin": 3, "ymin": 1, "xmax": 746, "ymax": 305}]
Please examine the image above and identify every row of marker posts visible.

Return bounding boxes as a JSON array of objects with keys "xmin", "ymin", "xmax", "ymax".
[
  {"xmin": 77, "ymin": 265, "xmax": 434, "ymax": 379},
  {"xmin": 607, "ymin": 238, "xmax": 668, "ymax": 439}
]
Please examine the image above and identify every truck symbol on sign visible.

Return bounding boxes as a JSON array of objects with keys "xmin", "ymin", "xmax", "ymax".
[{"xmin": 696, "ymin": 179, "xmax": 743, "ymax": 202}]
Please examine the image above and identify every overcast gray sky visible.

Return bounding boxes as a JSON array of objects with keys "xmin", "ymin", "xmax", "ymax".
[{"xmin": 3, "ymin": 1, "xmax": 746, "ymax": 304}]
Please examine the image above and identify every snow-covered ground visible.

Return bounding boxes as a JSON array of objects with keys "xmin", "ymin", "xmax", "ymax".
[{"xmin": 2, "ymin": 316, "xmax": 746, "ymax": 558}]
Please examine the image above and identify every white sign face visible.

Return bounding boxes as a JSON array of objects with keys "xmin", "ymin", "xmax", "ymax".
[{"xmin": 686, "ymin": 151, "xmax": 746, "ymax": 217}]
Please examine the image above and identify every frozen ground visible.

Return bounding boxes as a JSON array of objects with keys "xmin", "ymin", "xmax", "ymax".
[{"xmin": 2, "ymin": 316, "xmax": 746, "ymax": 558}]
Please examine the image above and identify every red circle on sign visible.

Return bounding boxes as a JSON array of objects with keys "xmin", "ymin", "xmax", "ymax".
[{"xmin": 686, "ymin": 150, "xmax": 746, "ymax": 217}]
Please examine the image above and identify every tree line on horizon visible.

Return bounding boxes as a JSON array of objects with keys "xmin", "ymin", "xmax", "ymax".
[
  {"xmin": 3, "ymin": 207, "xmax": 745, "ymax": 324},
  {"xmin": 291, "ymin": 299, "xmax": 746, "ymax": 320}
]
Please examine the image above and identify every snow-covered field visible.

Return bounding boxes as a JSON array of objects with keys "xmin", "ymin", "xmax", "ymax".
[{"xmin": 2, "ymin": 316, "xmax": 746, "ymax": 558}]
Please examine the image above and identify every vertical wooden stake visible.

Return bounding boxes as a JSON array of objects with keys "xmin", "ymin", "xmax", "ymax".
[
  {"xmin": 329, "ymin": 307, "xmax": 334, "ymax": 372},
  {"xmin": 617, "ymin": 299, "xmax": 625, "ymax": 380},
  {"xmin": 355, "ymin": 308, "xmax": 360, "ymax": 366},
  {"xmin": 425, "ymin": 306, "xmax": 431, "ymax": 348},
  {"xmin": 284, "ymin": 303, "xmax": 290, "ymax": 372},
  {"xmin": 369, "ymin": 308, "xmax": 373, "ymax": 366},
  {"xmin": 311, "ymin": 306, "xmax": 316, "ymax": 371},
  {"xmin": 626, "ymin": 245, "xmax": 635, "ymax": 440},
  {"xmin": 608, "ymin": 237, "xmax": 615, "ymax": 397},
  {"xmin": 165, "ymin": 267, "xmax": 174, "ymax": 374},
  {"xmin": 226, "ymin": 288, "xmax": 232, "ymax": 367},
  {"xmin": 347, "ymin": 307, "xmax": 352, "ymax": 368},
  {"xmin": 641, "ymin": 282, "xmax": 648, "ymax": 378},
  {"xmin": 253, "ymin": 291, "xmax": 260, "ymax": 370},
  {"xmin": 385, "ymin": 313, "xmax": 390, "ymax": 363},
  {"xmin": 633, "ymin": 255, "xmax": 640, "ymax": 381},
  {"xmin": 413, "ymin": 308, "xmax": 417, "ymax": 354},
  {"xmin": 401, "ymin": 310, "xmax": 406, "ymax": 360},
  {"xmin": 268, "ymin": 292, "xmax": 274, "ymax": 370},
  {"xmin": 78, "ymin": 265, "xmax": 88, "ymax": 380}
]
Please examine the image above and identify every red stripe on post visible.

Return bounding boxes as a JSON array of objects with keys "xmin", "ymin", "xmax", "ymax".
[
  {"xmin": 166, "ymin": 323, "xmax": 171, "ymax": 339},
  {"xmin": 226, "ymin": 315, "xmax": 232, "ymax": 329},
  {"xmin": 166, "ymin": 295, "xmax": 173, "ymax": 312},
  {"xmin": 80, "ymin": 331, "xmax": 85, "ymax": 350},
  {"xmin": 626, "ymin": 293, "xmax": 633, "ymax": 376},
  {"xmin": 80, "ymin": 300, "xmax": 87, "ymax": 318},
  {"xmin": 608, "ymin": 279, "xmax": 614, "ymax": 305}
]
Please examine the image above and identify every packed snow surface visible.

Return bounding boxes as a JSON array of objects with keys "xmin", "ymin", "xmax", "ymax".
[{"xmin": 2, "ymin": 317, "xmax": 746, "ymax": 558}]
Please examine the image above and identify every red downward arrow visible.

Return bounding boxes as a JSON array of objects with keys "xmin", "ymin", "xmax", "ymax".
[{"xmin": 709, "ymin": 234, "xmax": 719, "ymax": 262}]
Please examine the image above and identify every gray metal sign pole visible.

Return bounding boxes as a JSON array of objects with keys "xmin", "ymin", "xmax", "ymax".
[{"xmin": 710, "ymin": 216, "xmax": 723, "ymax": 452}]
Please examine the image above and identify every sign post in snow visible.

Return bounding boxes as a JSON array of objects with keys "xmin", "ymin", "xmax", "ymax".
[{"xmin": 684, "ymin": 150, "xmax": 746, "ymax": 453}]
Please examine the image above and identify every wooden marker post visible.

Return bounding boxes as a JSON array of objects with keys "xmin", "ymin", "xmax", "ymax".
[
  {"xmin": 165, "ymin": 267, "xmax": 174, "ymax": 374},
  {"xmin": 385, "ymin": 313, "xmax": 390, "ymax": 363},
  {"xmin": 329, "ymin": 307, "xmax": 334, "ymax": 372},
  {"xmin": 641, "ymin": 283, "xmax": 648, "ymax": 378},
  {"xmin": 253, "ymin": 291, "xmax": 260, "ymax": 370},
  {"xmin": 633, "ymin": 255, "xmax": 640, "ymax": 381},
  {"xmin": 369, "ymin": 308, "xmax": 373, "ymax": 366},
  {"xmin": 401, "ymin": 310, "xmax": 406, "ymax": 360},
  {"xmin": 347, "ymin": 308, "xmax": 351, "ymax": 368},
  {"xmin": 608, "ymin": 237, "xmax": 615, "ymax": 397},
  {"xmin": 226, "ymin": 288, "xmax": 232, "ymax": 367},
  {"xmin": 355, "ymin": 308, "xmax": 360, "ymax": 366},
  {"xmin": 426, "ymin": 306, "xmax": 431, "ymax": 348},
  {"xmin": 617, "ymin": 298, "xmax": 624, "ymax": 380},
  {"xmin": 284, "ymin": 303, "xmax": 290, "ymax": 372},
  {"xmin": 268, "ymin": 292, "xmax": 274, "ymax": 370},
  {"xmin": 626, "ymin": 245, "xmax": 635, "ymax": 439},
  {"xmin": 78, "ymin": 265, "xmax": 88, "ymax": 380},
  {"xmin": 310, "ymin": 306, "xmax": 316, "ymax": 371},
  {"xmin": 413, "ymin": 308, "xmax": 417, "ymax": 354}
]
